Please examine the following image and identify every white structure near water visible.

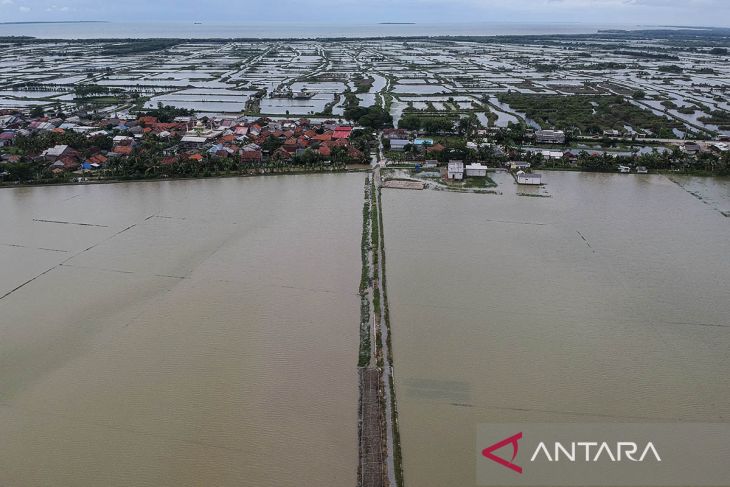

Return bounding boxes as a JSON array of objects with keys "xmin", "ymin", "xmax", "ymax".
[
  {"xmin": 447, "ymin": 161, "xmax": 464, "ymax": 180},
  {"xmin": 516, "ymin": 171, "xmax": 542, "ymax": 185},
  {"xmin": 465, "ymin": 163, "xmax": 488, "ymax": 177}
]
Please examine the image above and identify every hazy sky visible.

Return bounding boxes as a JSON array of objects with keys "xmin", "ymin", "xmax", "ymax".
[{"xmin": 1, "ymin": 0, "xmax": 729, "ymax": 27}]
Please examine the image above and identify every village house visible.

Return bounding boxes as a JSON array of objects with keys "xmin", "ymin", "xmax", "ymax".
[
  {"xmin": 447, "ymin": 160, "xmax": 464, "ymax": 180},
  {"xmin": 516, "ymin": 171, "xmax": 542, "ymax": 185},
  {"xmin": 0, "ymin": 115, "xmax": 20, "ymax": 129},
  {"xmin": 382, "ymin": 128, "xmax": 410, "ymax": 140},
  {"xmin": 241, "ymin": 149, "xmax": 263, "ymax": 164},
  {"xmin": 332, "ymin": 126, "xmax": 353, "ymax": 139},
  {"xmin": 465, "ymin": 163, "xmax": 488, "ymax": 177},
  {"xmin": 41, "ymin": 145, "xmax": 77, "ymax": 161},
  {"xmin": 0, "ymin": 131, "xmax": 16, "ymax": 148},
  {"xmin": 535, "ymin": 129, "xmax": 566, "ymax": 144},
  {"xmin": 389, "ymin": 139, "xmax": 410, "ymax": 152},
  {"xmin": 113, "ymin": 135, "xmax": 135, "ymax": 146},
  {"xmin": 681, "ymin": 142, "xmax": 701, "ymax": 155}
]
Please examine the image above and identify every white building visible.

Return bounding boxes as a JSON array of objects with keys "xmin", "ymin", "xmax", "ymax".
[
  {"xmin": 535, "ymin": 130, "xmax": 566, "ymax": 144},
  {"xmin": 41, "ymin": 145, "xmax": 70, "ymax": 159},
  {"xmin": 389, "ymin": 139, "xmax": 410, "ymax": 152},
  {"xmin": 180, "ymin": 121, "xmax": 223, "ymax": 147},
  {"xmin": 465, "ymin": 163, "xmax": 488, "ymax": 177},
  {"xmin": 112, "ymin": 135, "xmax": 134, "ymax": 145},
  {"xmin": 540, "ymin": 150, "xmax": 564, "ymax": 160},
  {"xmin": 447, "ymin": 160, "xmax": 464, "ymax": 180},
  {"xmin": 516, "ymin": 171, "xmax": 542, "ymax": 185},
  {"xmin": 180, "ymin": 135, "xmax": 208, "ymax": 147}
]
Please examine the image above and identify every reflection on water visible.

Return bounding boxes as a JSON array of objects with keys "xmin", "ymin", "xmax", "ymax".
[
  {"xmin": 382, "ymin": 171, "xmax": 730, "ymax": 487},
  {"xmin": 0, "ymin": 174, "xmax": 364, "ymax": 487}
]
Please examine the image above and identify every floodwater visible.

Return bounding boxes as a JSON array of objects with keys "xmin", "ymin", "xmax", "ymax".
[
  {"xmin": 0, "ymin": 174, "xmax": 363, "ymax": 487},
  {"xmin": 382, "ymin": 171, "xmax": 730, "ymax": 487}
]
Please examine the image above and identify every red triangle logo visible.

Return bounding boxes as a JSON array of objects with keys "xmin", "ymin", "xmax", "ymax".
[{"xmin": 482, "ymin": 432, "xmax": 523, "ymax": 474}]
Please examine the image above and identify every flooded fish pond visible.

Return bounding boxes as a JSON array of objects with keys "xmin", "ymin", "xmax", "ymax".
[{"xmin": 382, "ymin": 171, "xmax": 730, "ymax": 487}]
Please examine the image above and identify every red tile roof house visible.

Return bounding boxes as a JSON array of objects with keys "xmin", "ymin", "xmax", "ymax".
[
  {"xmin": 138, "ymin": 116, "xmax": 159, "ymax": 127},
  {"xmin": 317, "ymin": 145, "xmax": 332, "ymax": 157},
  {"xmin": 87, "ymin": 154, "xmax": 108, "ymax": 166},
  {"xmin": 49, "ymin": 155, "xmax": 80, "ymax": 172},
  {"xmin": 282, "ymin": 137, "xmax": 298, "ymax": 153},
  {"xmin": 271, "ymin": 147, "xmax": 292, "ymax": 162},
  {"xmin": 153, "ymin": 122, "xmax": 186, "ymax": 137},
  {"xmin": 332, "ymin": 126, "xmax": 353, "ymax": 139},
  {"xmin": 241, "ymin": 150, "xmax": 263, "ymax": 164}
]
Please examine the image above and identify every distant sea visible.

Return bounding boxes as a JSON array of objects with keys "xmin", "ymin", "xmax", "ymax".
[{"xmin": 0, "ymin": 21, "xmax": 653, "ymax": 39}]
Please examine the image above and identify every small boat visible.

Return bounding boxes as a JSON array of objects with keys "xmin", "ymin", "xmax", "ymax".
[
  {"xmin": 636, "ymin": 166, "xmax": 648, "ymax": 174},
  {"xmin": 618, "ymin": 165, "xmax": 631, "ymax": 173}
]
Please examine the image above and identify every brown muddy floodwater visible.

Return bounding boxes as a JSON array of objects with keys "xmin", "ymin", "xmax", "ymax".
[
  {"xmin": 382, "ymin": 171, "xmax": 730, "ymax": 487},
  {"xmin": 0, "ymin": 173, "xmax": 364, "ymax": 487}
]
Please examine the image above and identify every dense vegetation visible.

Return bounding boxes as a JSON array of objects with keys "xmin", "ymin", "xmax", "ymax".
[
  {"xmin": 498, "ymin": 94, "xmax": 681, "ymax": 137},
  {"xmin": 343, "ymin": 93, "xmax": 393, "ymax": 129},
  {"xmin": 140, "ymin": 103, "xmax": 195, "ymax": 123},
  {"xmin": 99, "ymin": 39, "xmax": 183, "ymax": 55},
  {"xmin": 74, "ymin": 84, "xmax": 124, "ymax": 99},
  {"xmin": 658, "ymin": 64, "xmax": 684, "ymax": 74},
  {"xmin": 398, "ymin": 114, "xmax": 456, "ymax": 133},
  {"xmin": 613, "ymin": 50, "xmax": 679, "ymax": 60}
]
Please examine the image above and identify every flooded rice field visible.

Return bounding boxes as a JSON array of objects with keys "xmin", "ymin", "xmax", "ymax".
[
  {"xmin": 0, "ymin": 174, "xmax": 364, "ymax": 487},
  {"xmin": 382, "ymin": 171, "xmax": 730, "ymax": 487}
]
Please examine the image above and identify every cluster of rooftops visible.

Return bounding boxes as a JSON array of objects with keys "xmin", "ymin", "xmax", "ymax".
[{"xmin": 0, "ymin": 110, "xmax": 366, "ymax": 173}]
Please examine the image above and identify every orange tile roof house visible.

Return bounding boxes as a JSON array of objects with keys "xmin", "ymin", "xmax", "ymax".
[
  {"xmin": 113, "ymin": 145, "xmax": 133, "ymax": 156},
  {"xmin": 332, "ymin": 126, "xmax": 353, "ymax": 139}
]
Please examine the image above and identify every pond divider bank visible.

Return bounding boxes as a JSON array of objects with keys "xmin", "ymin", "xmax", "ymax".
[{"xmin": 358, "ymin": 171, "xmax": 403, "ymax": 487}]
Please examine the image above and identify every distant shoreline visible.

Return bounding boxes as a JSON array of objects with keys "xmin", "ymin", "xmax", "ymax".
[
  {"xmin": 0, "ymin": 23, "xmax": 728, "ymax": 42},
  {"xmin": 0, "ymin": 21, "xmax": 107, "ymax": 25}
]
